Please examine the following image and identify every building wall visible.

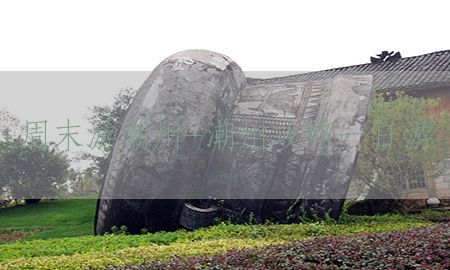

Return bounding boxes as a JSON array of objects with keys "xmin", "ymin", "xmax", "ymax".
[
  {"xmin": 412, "ymin": 86, "xmax": 450, "ymax": 201},
  {"xmin": 413, "ymin": 86, "xmax": 450, "ymax": 115},
  {"xmin": 434, "ymin": 159, "xmax": 450, "ymax": 199}
]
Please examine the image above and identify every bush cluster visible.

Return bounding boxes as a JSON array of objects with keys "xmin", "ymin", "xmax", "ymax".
[
  {"xmin": 147, "ymin": 223, "xmax": 450, "ymax": 270},
  {"xmin": 417, "ymin": 210, "xmax": 450, "ymax": 222}
]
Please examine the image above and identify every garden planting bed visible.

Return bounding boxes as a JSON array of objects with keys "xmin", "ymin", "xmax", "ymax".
[{"xmin": 141, "ymin": 223, "xmax": 449, "ymax": 270}]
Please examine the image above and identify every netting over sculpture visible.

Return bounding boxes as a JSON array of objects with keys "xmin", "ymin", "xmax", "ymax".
[{"xmin": 95, "ymin": 50, "xmax": 373, "ymax": 234}]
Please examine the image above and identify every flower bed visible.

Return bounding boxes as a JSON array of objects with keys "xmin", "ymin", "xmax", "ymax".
[
  {"xmin": 146, "ymin": 223, "xmax": 449, "ymax": 270},
  {"xmin": 0, "ymin": 216, "xmax": 432, "ymax": 269}
]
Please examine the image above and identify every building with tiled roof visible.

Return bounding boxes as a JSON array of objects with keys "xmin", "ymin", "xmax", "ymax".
[
  {"xmin": 250, "ymin": 50, "xmax": 450, "ymax": 204},
  {"xmin": 249, "ymin": 50, "xmax": 450, "ymax": 93}
]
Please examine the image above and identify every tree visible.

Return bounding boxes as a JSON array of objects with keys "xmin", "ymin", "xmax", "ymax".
[
  {"xmin": 86, "ymin": 88, "xmax": 137, "ymax": 185},
  {"xmin": 0, "ymin": 138, "xmax": 70, "ymax": 204},
  {"xmin": 0, "ymin": 109, "xmax": 25, "ymax": 204},
  {"xmin": 68, "ymin": 168, "xmax": 99, "ymax": 197},
  {"xmin": 353, "ymin": 92, "xmax": 450, "ymax": 212},
  {"xmin": 0, "ymin": 109, "xmax": 24, "ymax": 141}
]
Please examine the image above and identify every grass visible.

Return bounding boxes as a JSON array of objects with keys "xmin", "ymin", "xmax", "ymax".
[
  {"xmin": 0, "ymin": 228, "xmax": 42, "ymax": 244},
  {"xmin": 0, "ymin": 199, "xmax": 96, "ymax": 240}
]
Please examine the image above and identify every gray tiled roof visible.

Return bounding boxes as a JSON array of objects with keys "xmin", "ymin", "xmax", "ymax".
[{"xmin": 249, "ymin": 50, "xmax": 450, "ymax": 92}]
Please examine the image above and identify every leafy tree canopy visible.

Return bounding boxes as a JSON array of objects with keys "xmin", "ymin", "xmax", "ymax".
[
  {"xmin": 0, "ymin": 138, "xmax": 69, "ymax": 202},
  {"xmin": 353, "ymin": 92, "xmax": 450, "ymax": 202}
]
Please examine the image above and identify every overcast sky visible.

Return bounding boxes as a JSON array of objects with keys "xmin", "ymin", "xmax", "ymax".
[
  {"xmin": 0, "ymin": 0, "xmax": 449, "ymax": 167},
  {"xmin": 0, "ymin": 1, "xmax": 449, "ymax": 71}
]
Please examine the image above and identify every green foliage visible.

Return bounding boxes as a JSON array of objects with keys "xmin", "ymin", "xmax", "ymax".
[
  {"xmin": 0, "ymin": 138, "xmax": 69, "ymax": 201},
  {"xmin": 0, "ymin": 212, "xmax": 431, "ymax": 265},
  {"xmin": 0, "ymin": 109, "xmax": 24, "ymax": 141},
  {"xmin": 139, "ymin": 227, "xmax": 149, "ymax": 235},
  {"xmin": 106, "ymin": 225, "xmax": 129, "ymax": 235},
  {"xmin": 84, "ymin": 88, "xmax": 137, "ymax": 184},
  {"xmin": 67, "ymin": 169, "xmax": 99, "ymax": 197},
  {"xmin": 147, "ymin": 224, "xmax": 450, "ymax": 270},
  {"xmin": 419, "ymin": 209, "xmax": 450, "ymax": 218},
  {"xmin": 285, "ymin": 199, "xmax": 301, "ymax": 222},
  {"xmin": 415, "ymin": 209, "xmax": 450, "ymax": 222},
  {"xmin": 88, "ymin": 88, "xmax": 137, "ymax": 154},
  {"xmin": 0, "ymin": 199, "xmax": 438, "ymax": 269},
  {"xmin": 323, "ymin": 209, "xmax": 337, "ymax": 224},
  {"xmin": 1, "ymin": 238, "xmax": 274, "ymax": 270},
  {"xmin": 247, "ymin": 211, "xmax": 256, "ymax": 225},
  {"xmin": 354, "ymin": 92, "xmax": 450, "ymax": 199},
  {"xmin": 344, "ymin": 199, "xmax": 399, "ymax": 216}
]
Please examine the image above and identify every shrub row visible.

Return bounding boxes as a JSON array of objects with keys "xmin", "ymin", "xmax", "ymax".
[
  {"xmin": 1, "ymin": 239, "xmax": 274, "ymax": 270},
  {"xmin": 0, "ymin": 216, "xmax": 432, "ymax": 269},
  {"xmin": 146, "ymin": 223, "xmax": 450, "ymax": 270},
  {"xmin": 417, "ymin": 210, "xmax": 450, "ymax": 222}
]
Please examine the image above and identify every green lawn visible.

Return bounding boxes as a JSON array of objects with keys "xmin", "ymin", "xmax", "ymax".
[{"xmin": 0, "ymin": 199, "xmax": 96, "ymax": 240}]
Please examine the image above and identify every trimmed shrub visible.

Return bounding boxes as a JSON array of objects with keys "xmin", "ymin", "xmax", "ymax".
[{"xmin": 147, "ymin": 223, "xmax": 450, "ymax": 270}]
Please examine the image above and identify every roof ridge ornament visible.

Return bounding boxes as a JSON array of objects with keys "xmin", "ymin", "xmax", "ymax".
[{"xmin": 370, "ymin": 50, "xmax": 402, "ymax": 63}]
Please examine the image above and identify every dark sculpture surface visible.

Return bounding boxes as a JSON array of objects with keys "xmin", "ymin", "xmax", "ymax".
[{"xmin": 95, "ymin": 50, "xmax": 373, "ymax": 234}]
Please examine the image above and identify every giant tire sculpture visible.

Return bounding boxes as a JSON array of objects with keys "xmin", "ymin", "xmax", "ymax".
[{"xmin": 95, "ymin": 50, "xmax": 373, "ymax": 235}]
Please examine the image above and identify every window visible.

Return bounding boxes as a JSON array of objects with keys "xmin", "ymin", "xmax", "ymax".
[{"xmin": 408, "ymin": 167, "xmax": 426, "ymax": 189}]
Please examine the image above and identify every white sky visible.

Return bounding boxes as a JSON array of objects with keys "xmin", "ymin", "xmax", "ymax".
[
  {"xmin": 0, "ymin": 1, "xmax": 449, "ymax": 71},
  {"xmin": 0, "ymin": 0, "xmax": 449, "ymax": 167}
]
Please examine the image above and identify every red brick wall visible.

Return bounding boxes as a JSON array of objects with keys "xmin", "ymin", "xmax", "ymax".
[{"xmin": 411, "ymin": 85, "xmax": 450, "ymax": 114}]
